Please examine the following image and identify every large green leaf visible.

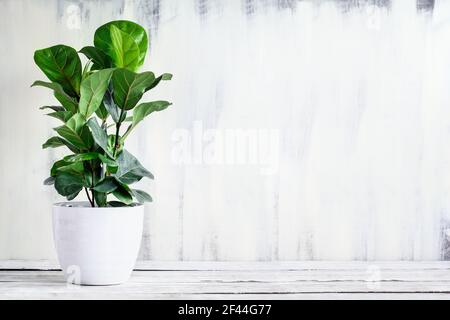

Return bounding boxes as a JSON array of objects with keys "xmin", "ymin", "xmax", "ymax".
[
  {"xmin": 94, "ymin": 191, "xmax": 107, "ymax": 207},
  {"xmin": 78, "ymin": 68, "xmax": 114, "ymax": 118},
  {"xmin": 86, "ymin": 118, "xmax": 114, "ymax": 157},
  {"xmin": 93, "ymin": 176, "xmax": 118, "ymax": 193},
  {"xmin": 112, "ymin": 68, "xmax": 155, "ymax": 110},
  {"xmin": 31, "ymin": 81, "xmax": 78, "ymax": 113},
  {"xmin": 42, "ymin": 136, "xmax": 78, "ymax": 153},
  {"xmin": 131, "ymin": 189, "xmax": 152, "ymax": 203},
  {"xmin": 114, "ymin": 149, "xmax": 153, "ymax": 184},
  {"xmin": 33, "ymin": 45, "xmax": 82, "ymax": 97},
  {"xmin": 112, "ymin": 183, "xmax": 133, "ymax": 204},
  {"xmin": 132, "ymin": 101, "xmax": 171, "ymax": 127},
  {"xmin": 79, "ymin": 46, "xmax": 112, "ymax": 70},
  {"xmin": 54, "ymin": 114, "xmax": 92, "ymax": 150},
  {"xmin": 94, "ymin": 20, "xmax": 148, "ymax": 71},
  {"xmin": 54, "ymin": 172, "xmax": 84, "ymax": 197},
  {"xmin": 51, "ymin": 159, "xmax": 84, "ymax": 177}
]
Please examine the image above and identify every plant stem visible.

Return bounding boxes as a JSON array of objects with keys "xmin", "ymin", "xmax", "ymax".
[
  {"xmin": 84, "ymin": 187, "xmax": 94, "ymax": 207},
  {"xmin": 90, "ymin": 161, "xmax": 96, "ymax": 207},
  {"xmin": 113, "ymin": 108, "xmax": 125, "ymax": 158}
]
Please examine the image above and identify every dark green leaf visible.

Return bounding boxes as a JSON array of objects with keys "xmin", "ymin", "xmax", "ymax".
[
  {"xmin": 42, "ymin": 136, "xmax": 64, "ymax": 149},
  {"xmin": 93, "ymin": 176, "xmax": 118, "ymax": 193},
  {"xmin": 132, "ymin": 101, "xmax": 171, "ymax": 127},
  {"xmin": 95, "ymin": 103, "xmax": 108, "ymax": 120},
  {"xmin": 51, "ymin": 160, "xmax": 84, "ymax": 177},
  {"xmin": 94, "ymin": 20, "xmax": 148, "ymax": 71},
  {"xmin": 54, "ymin": 172, "xmax": 84, "ymax": 197},
  {"xmin": 42, "ymin": 136, "xmax": 78, "ymax": 153},
  {"xmin": 131, "ymin": 189, "xmax": 152, "ymax": 203},
  {"xmin": 31, "ymin": 81, "xmax": 78, "ymax": 113},
  {"xmin": 112, "ymin": 68, "xmax": 155, "ymax": 110},
  {"xmin": 79, "ymin": 46, "xmax": 112, "ymax": 70},
  {"xmin": 112, "ymin": 183, "xmax": 133, "ymax": 204},
  {"xmin": 54, "ymin": 114, "xmax": 92, "ymax": 150},
  {"xmin": 40, "ymin": 106, "xmax": 65, "ymax": 112},
  {"xmin": 33, "ymin": 45, "xmax": 82, "ymax": 97},
  {"xmin": 98, "ymin": 153, "xmax": 117, "ymax": 167},
  {"xmin": 78, "ymin": 68, "xmax": 114, "ymax": 118},
  {"xmin": 94, "ymin": 191, "xmax": 107, "ymax": 207},
  {"xmin": 43, "ymin": 176, "xmax": 55, "ymax": 185},
  {"xmin": 102, "ymin": 82, "xmax": 121, "ymax": 123},
  {"xmin": 67, "ymin": 190, "xmax": 81, "ymax": 201},
  {"xmin": 86, "ymin": 118, "xmax": 114, "ymax": 157},
  {"xmin": 145, "ymin": 73, "xmax": 173, "ymax": 92},
  {"xmin": 108, "ymin": 201, "xmax": 129, "ymax": 207},
  {"xmin": 46, "ymin": 111, "xmax": 72, "ymax": 122},
  {"xmin": 114, "ymin": 149, "xmax": 153, "ymax": 184}
]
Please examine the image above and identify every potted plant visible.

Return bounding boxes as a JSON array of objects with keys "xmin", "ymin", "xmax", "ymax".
[{"xmin": 32, "ymin": 20, "xmax": 172, "ymax": 285}]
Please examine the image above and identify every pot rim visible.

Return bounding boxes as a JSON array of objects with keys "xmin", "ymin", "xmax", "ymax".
[{"xmin": 53, "ymin": 201, "xmax": 144, "ymax": 209}]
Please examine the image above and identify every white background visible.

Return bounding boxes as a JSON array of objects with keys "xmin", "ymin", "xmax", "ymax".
[{"xmin": 1, "ymin": 0, "xmax": 450, "ymax": 261}]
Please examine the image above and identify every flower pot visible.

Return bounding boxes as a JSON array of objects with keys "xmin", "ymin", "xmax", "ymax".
[{"xmin": 52, "ymin": 202, "xmax": 144, "ymax": 285}]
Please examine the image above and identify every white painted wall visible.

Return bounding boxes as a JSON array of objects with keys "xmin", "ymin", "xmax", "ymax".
[{"xmin": 1, "ymin": 0, "xmax": 450, "ymax": 261}]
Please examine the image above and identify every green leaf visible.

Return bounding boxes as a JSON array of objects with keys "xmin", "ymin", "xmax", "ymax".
[
  {"xmin": 95, "ymin": 103, "xmax": 109, "ymax": 120},
  {"xmin": 98, "ymin": 154, "xmax": 117, "ymax": 167},
  {"xmin": 108, "ymin": 201, "xmax": 129, "ymax": 207},
  {"xmin": 54, "ymin": 172, "xmax": 84, "ymax": 197},
  {"xmin": 93, "ymin": 176, "xmax": 118, "ymax": 193},
  {"xmin": 42, "ymin": 136, "xmax": 64, "ymax": 149},
  {"xmin": 112, "ymin": 183, "xmax": 133, "ymax": 204},
  {"xmin": 54, "ymin": 114, "xmax": 92, "ymax": 150},
  {"xmin": 145, "ymin": 73, "xmax": 173, "ymax": 92},
  {"xmin": 31, "ymin": 81, "xmax": 78, "ymax": 113},
  {"xmin": 51, "ymin": 159, "xmax": 84, "ymax": 177},
  {"xmin": 131, "ymin": 189, "xmax": 152, "ymax": 203},
  {"xmin": 86, "ymin": 118, "xmax": 114, "ymax": 157},
  {"xmin": 64, "ymin": 152, "xmax": 100, "ymax": 163},
  {"xmin": 78, "ymin": 68, "xmax": 114, "ymax": 118},
  {"xmin": 132, "ymin": 101, "xmax": 171, "ymax": 127},
  {"xmin": 79, "ymin": 46, "xmax": 112, "ymax": 70},
  {"xmin": 46, "ymin": 111, "xmax": 72, "ymax": 122},
  {"xmin": 40, "ymin": 105, "xmax": 65, "ymax": 112},
  {"xmin": 107, "ymin": 134, "xmax": 122, "ymax": 156},
  {"xmin": 43, "ymin": 177, "xmax": 55, "ymax": 185},
  {"xmin": 114, "ymin": 149, "xmax": 153, "ymax": 184},
  {"xmin": 112, "ymin": 68, "xmax": 155, "ymax": 110},
  {"xmin": 67, "ymin": 190, "xmax": 81, "ymax": 201},
  {"xmin": 94, "ymin": 20, "xmax": 148, "ymax": 71},
  {"xmin": 102, "ymin": 83, "xmax": 121, "ymax": 123},
  {"xmin": 42, "ymin": 136, "xmax": 78, "ymax": 153},
  {"xmin": 51, "ymin": 160, "xmax": 69, "ymax": 177},
  {"xmin": 33, "ymin": 45, "xmax": 82, "ymax": 97},
  {"xmin": 94, "ymin": 191, "xmax": 107, "ymax": 207}
]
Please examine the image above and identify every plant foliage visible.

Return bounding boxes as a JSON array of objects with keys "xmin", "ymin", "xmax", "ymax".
[{"xmin": 33, "ymin": 20, "xmax": 172, "ymax": 207}]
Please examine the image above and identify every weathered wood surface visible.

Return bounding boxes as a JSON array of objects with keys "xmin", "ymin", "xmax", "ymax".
[{"xmin": 1, "ymin": 261, "xmax": 450, "ymax": 299}]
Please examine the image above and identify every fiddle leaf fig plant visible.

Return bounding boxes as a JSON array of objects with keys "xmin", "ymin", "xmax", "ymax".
[{"xmin": 33, "ymin": 20, "xmax": 172, "ymax": 207}]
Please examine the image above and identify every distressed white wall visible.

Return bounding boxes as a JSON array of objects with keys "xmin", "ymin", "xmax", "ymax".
[{"xmin": 1, "ymin": 0, "xmax": 450, "ymax": 261}]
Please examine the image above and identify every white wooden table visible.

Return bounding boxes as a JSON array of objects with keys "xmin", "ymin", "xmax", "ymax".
[{"xmin": 1, "ymin": 261, "xmax": 450, "ymax": 299}]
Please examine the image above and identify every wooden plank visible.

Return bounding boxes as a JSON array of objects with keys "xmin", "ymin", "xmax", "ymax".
[
  {"xmin": 1, "ymin": 261, "xmax": 450, "ymax": 299},
  {"xmin": 2, "ymin": 260, "xmax": 450, "ymax": 271}
]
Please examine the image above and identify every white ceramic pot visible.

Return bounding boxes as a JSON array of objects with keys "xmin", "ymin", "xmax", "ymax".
[{"xmin": 52, "ymin": 202, "xmax": 144, "ymax": 285}]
